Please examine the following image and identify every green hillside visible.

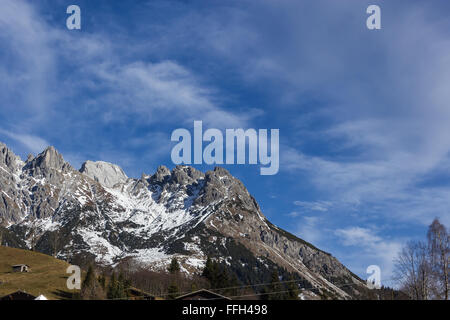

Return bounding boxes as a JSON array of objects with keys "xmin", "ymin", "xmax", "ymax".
[{"xmin": 0, "ymin": 246, "xmax": 78, "ymax": 300}]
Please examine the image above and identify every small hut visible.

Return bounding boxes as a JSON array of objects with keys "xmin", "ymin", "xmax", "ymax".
[{"xmin": 12, "ymin": 264, "xmax": 30, "ymax": 272}]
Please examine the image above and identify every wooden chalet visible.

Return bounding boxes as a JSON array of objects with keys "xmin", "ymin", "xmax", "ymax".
[{"xmin": 12, "ymin": 264, "xmax": 30, "ymax": 273}]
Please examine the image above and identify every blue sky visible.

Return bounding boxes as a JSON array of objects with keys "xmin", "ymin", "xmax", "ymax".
[{"xmin": 1, "ymin": 0, "xmax": 450, "ymax": 286}]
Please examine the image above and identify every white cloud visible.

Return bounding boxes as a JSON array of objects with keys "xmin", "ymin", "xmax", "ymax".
[
  {"xmin": 282, "ymin": 145, "xmax": 450, "ymax": 226},
  {"xmin": 0, "ymin": 129, "xmax": 50, "ymax": 155},
  {"xmin": 334, "ymin": 226, "xmax": 404, "ymax": 286},
  {"xmin": 295, "ymin": 216, "xmax": 323, "ymax": 246},
  {"xmin": 287, "ymin": 211, "xmax": 301, "ymax": 218},
  {"xmin": 178, "ymin": 0, "xmax": 450, "ymax": 227},
  {"xmin": 88, "ymin": 60, "xmax": 247, "ymax": 128},
  {"xmin": 335, "ymin": 227, "xmax": 382, "ymax": 247},
  {"xmin": 0, "ymin": 0, "xmax": 258, "ymax": 175},
  {"xmin": 0, "ymin": 0, "xmax": 58, "ymax": 122},
  {"xmin": 293, "ymin": 200, "xmax": 332, "ymax": 212}
]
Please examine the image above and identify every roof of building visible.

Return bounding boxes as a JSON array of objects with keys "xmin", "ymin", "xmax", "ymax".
[
  {"xmin": 175, "ymin": 289, "xmax": 231, "ymax": 300},
  {"xmin": 0, "ymin": 290, "xmax": 37, "ymax": 301},
  {"xmin": 126, "ymin": 287, "xmax": 155, "ymax": 300}
]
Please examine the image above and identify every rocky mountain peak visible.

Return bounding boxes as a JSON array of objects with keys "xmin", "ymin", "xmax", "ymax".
[
  {"xmin": 80, "ymin": 160, "xmax": 128, "ymax": 188},
  {"xmin": 0, "ymin": 142, "xmax": 22, "ymax": 171},
  {"xmin": 205, "ymin": 167, "xmax": 236, "ymax": 187},
  {"xmin": 192, "ymin": 166, "xmax": 258, "ymax": 212},
  {"xmin": 26, "ymin": 154, "xmax": 34, "ymax": 163},
  {"xmin": 169, "ymin": 165, "xmax": 205, "ymax": 186},
  {"xmin": 150, "ymin": 165, "xmax": 171, "ymax": 184},
  {"xmin": 24, "ymin": 146, "xmax": 70, "ymax": 173}
]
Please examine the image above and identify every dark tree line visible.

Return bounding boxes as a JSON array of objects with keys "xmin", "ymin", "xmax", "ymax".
[
  {"xmin": 202, "ymin": 257, "xmax": 240, "ymax": 297},
  {"xmin": 75, "ymin": 256, "xmax": 308, "ymax": 300},
  {"xmin": 259, "ymin": 270, "xmax": 300, "ymax": 300},
  {"xmin": 202, "ymin": 257, "xmax": 301, "ymax": 299},
  {"xmin": 77, "ymin": 265, "xmax": 131, "ymax": 300}
]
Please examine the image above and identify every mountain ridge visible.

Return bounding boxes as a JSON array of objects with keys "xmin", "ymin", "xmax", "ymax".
[{"xmin": 0, "ymin": 142, "xmax": 368, "ymax": 299}]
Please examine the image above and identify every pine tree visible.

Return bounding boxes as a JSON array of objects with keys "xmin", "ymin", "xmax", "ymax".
[
  {"xmin": 286, "ymin": 275, "xmax": 300, "ymax": 300},
  {"xmin": 83, "ymin": 265, "xmax": 95, "ymax": 288},
  {"xmin": 202, "ymin": 257, "xmax": 214, "ymax": 280},
  {"xmin": 98, "ymin": 274, "xmax": 106, "ymax": 290},
  {"xmin": 117, "ymin": 271, "xmax": 126, "ymax": 298},
  {"xmin": 260, "ymin": 287, "xmax": 270, "ymax": 300},
  {"xmin": 107, "ymin": 273, "xmax": 117, "ymax": 299},
  {"xmin": 267, "ymin": 270, "xmax": 282, "ymax": 300},
  {"xmin": 202, "ymin": 257, "xmax": 220, "ymax": 288},
  {"xmin": 227, "ymin": 273, "xmax": 240, "ymax": 297},
  {"xmin": 106, "ymin": 271, "xmax": 129, "ymax": 299},
  {"xmin": 217, "ymin": 269, "xmax": 230, "ymax": 289},
  {"xmin": 80, "ymin": 265, "xmax": 106, "ymax": 300},
  {"xmin": 168, "ymin": 257, "xmax": 180, "ymax": 274},
  {"xmin": 168, "ymin": 282, "xmax": 179, "ymax": 299}
]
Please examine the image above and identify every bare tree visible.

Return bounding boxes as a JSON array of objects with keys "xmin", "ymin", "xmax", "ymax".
[
  {"xmin": 394, "ymin": 219, "xmax": 449, "ymax": 300},
  {"xmin": 417, "ymin": 241, "xmax": 431, "ymax": 300},
  {"xmin": 427, "ymin": 218, "xmax": 449, "ymax": 300},
  {"xmin": 394, "ymin": 240, "xmax": 431, "ymax": 300}
]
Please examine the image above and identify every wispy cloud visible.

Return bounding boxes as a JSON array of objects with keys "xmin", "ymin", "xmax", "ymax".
[
  {"xmin": 85, "ymin": 60, "xmax": 247, "ymax": 128},
  {"xmin": 179, "ymin": 0, "xmax": 450, "ymax": 228},
  {"xmin": 334, "ymin": 226, "xmax": 404, "ymax": 286},
  {"xmin": 335, "ymin": 227, "xmax": 382, "ymax": 247},
  {"xmin": 0, "ymin": 0, "xmax": 253, "ymax": 168},
  {"xmin": 294, "ymin": 216, "xmax": 323, "ymax": 246},
  {"xmin": 0, "ymin": 129, "xmax": 50, "ymax": 155},
  {"xmin": 293, "ymin": 200, "xmax": 332, "ymax": 212}
]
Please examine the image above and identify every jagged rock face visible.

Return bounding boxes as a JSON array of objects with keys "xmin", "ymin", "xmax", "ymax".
[
  {"xmin": 0, "ymin": 142, "xmax": 22, "ymax": 171},
  {"xmin": 0, "ymin": 143, "xmax": 25, "ymax": 225},
  {"xmin": 24, "ymin": 146, "xmax": 72, "ymax": 179},
  {"xmin": 150, "ymin": 165, "xmax": 172, "ymax": 184},
  {"xmin": 0, "ymin": 142, "xmax": 367, "ymax": 299},
  {"xmin": 0, "ymin": 145, "xmax": 78, "ymax": 223},
  {"xmin": 195, "ymin": 167, "xmax": 259, "ymax": 212},
  {"xmin": 80, "ymin": 160, "xmax": 128, "ymax": 188}
]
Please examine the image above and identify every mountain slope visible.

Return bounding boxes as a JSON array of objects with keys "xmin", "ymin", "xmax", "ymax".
[
  {"xmin": 0, "ymin": 142, "xmax": 368, "ymax": 299},
  {"xmin": 0, "ymin": 246, "xmax": 75, "ymax": 299}
]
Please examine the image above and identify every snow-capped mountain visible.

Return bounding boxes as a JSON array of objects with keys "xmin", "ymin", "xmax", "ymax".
[{"xmin": 0, "ymin": 142, "xmax": 368, "ymax": 299}]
